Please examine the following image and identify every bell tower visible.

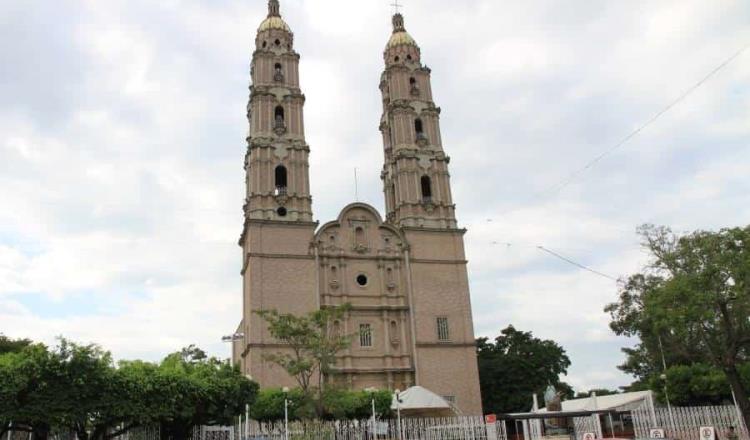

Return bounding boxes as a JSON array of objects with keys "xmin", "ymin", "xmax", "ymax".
[
  {"xmin": 380, "ymin": 13, "xmax": 457, "ymax": 229},
  {"xmin": 378, "ymin": 13, "xmax": 483, "ymax": 415},
  {"xmin": 244, "ymin": 0, "xmax": 312, "ymax": 222},
  {"xmin": 235, "ymin": 0, "xmax": 318, "ymax": 387}
]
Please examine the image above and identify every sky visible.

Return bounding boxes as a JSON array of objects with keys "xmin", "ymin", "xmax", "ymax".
[{"xmin": 1, "ymin": 0, "xmax": 749, "ymax": 393}]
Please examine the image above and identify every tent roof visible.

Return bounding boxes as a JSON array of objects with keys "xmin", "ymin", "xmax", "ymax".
[
  {"xmin": 535, "ymin": 391, "xmax": 653, "ymax": 413},
  {"xmin": 391, "ymin": 386, "xmax": 452, "ymax": 410}
]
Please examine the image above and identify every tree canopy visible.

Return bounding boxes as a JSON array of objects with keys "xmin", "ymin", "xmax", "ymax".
[
  {"xmin": 477, "ymin": 325, "xmax": 572, "ymax": 414},
  {"xmin": 0, "ymin": 339, "xmax": 258, "ymax": 440},
  {"xmin": 606, "ymin": 224, "xmax": 750, "ymax": 426}
]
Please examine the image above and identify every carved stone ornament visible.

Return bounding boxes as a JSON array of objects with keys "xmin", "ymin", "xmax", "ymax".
[
  {"xmin": 329, "ymin": 279, "xmax": 339, "ymax": 290},
  {"xmin": 423, "ymin": 201, "xmax": 435, "ymax": 213},
  {"xmin": 352, "ymin": 243, "xmax": 369, "ymax": 254},
  {"xmin": 387, "ymin": 281, "xmax": 397, "ymax": 291},
  {"xmin": 273, "ymin": 124, "xmax": 287, "ymax": 136},
  {"xmin": 275, "ymin": 194, "xmax": 288, "ymax": 206}
]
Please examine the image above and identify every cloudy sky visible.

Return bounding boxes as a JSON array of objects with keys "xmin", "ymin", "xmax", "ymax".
[{"xmin": 1, "ymin": 0, "xmax": 749, "ymax": 392}]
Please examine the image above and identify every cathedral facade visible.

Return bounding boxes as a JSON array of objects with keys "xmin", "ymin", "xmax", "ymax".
[{"xmin": 232, "ymin": 0, "xmax": 483, "ymax": 415}]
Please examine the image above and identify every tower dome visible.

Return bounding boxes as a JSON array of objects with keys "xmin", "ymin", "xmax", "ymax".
[
  {"xmin": 258, "ymin": 0, "xmax": 291, "ymax": 33},
  {"xmin": 386, "ymin": 13, "xmax": 418, "ymax": 49}
]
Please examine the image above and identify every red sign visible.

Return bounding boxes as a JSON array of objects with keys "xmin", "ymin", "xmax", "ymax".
[{"xmin": 485, "ymin": 414, "xmax": 497, "ymax": 424}]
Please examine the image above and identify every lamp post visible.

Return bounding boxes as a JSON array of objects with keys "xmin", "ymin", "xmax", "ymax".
[
  {"xmin": 394, "ymin": 389, "xmax": 403, "ymax": 440},
  {"xmin": 365, "ymin": 387, "xmax": 377, "ymax": 438},
  {"xmin": 283, "ymin": 386, "xmax": 290, "ymax": 440}
]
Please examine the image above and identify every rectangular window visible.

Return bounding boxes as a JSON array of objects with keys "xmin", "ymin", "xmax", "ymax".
[
  {"xmin": 437, "ymin": 317, "xmax": 450, "ymax": 341},
  {"xmin": 359, "ymin": 323, "xmax": 372, "ymax": 347}
]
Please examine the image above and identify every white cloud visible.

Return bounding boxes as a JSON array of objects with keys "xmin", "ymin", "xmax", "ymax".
[{"xmin": 0, "ymin": 0, "xmax": 748, "ymax": 392}]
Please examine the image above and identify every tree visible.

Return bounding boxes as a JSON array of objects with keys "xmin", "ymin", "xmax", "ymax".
[
  {"xmin": 153, "ymin": 347, "xmax": 259, "ymax": 439},
  {"xmin": 477, "ymin": 325, "xmax": 571, "ymax": 414},
  {"xmin": 256, "ymin": 304, "xmax": 352, "ymax": 397},
  {"xmin": 606, "ymin": 224, "xmax": 750, "ymax": 427},
  {"xmin": 0, "ymin": 334, "xmax": 32, "ymax": 355},
  {"xmin": 575, "ymin": 389, "xmax": 620, "ymax": 399},
  {"xmin": 0, "ymin": 339, "xmax": 258, "ymax": 440}
]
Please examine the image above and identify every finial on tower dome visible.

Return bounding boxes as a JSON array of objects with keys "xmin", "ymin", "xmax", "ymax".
[
  {"xmin": 392, "ymin": 13, "xmax": 405, "ymax": 32},
  {"xmin": 268, "ymin": 0, "xmax": 280, "ymax": 17}
]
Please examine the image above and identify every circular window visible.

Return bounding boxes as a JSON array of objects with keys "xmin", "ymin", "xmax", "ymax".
[
  {"xmin": 394, "ymin": 56, "xmax": 400, "ymax": 62},
  {"xmin": 277, "ymin": 207, "xmax": 287, "ymax": 217},
  {"xmin": 356, "ymin": 274, "xmax": 368, "ymax": 286},
  {"xmin": 274, "ymin": 39, "xmax": 281, "ymax": 46},
  {"xmin": 262, "ymin": 41, "xmax": 267, "ymax": 48},
  {"xmin": 407, "ymin": 54, "xmax": 413, "ymax": 60}
]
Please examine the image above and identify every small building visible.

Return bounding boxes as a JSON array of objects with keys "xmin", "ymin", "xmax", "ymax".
[{"xmin": 500, "ymin": 391, "xmax": 656, "ymax": 440}]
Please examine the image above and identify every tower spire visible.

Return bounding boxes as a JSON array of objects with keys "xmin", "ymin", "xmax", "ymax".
[{"xmin": 268, "ymin": 0, "xmax": 280, "ymax": 17}]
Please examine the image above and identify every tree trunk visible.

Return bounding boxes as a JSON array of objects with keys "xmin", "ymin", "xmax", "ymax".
[{"xmin": 725, "ymin": 364, "xmax": 750, "ymax": 430}]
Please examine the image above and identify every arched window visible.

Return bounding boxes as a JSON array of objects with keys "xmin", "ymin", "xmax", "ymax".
[
  {"xmin": 275, "ymin": 165, "xmax": 287, "ymax": 194},
  {"xmin": 274, "ymin": 63, "xmax": 283, "ymax": 82},
  {"xmin": 410, "ymin": 77, "xmax": 420, "ymax": 96},
  {"xmin": 274, "ymin": 106, "xmax": 285, "ymax": 130},
  {"xmin": 415, "ymin": 118, "xmax": 426, "ymax": 141},
  {"xmin": 420, "ymin": 175, "xmax": 432, "ymax": 202}
]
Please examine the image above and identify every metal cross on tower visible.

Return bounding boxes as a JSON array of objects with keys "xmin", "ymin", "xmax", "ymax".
[{"xmin": 390, "ymin": 0, "xmax": 402, "ymax": 14}]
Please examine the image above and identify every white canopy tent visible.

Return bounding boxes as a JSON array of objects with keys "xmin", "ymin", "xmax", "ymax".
[{"xmin": 391, "ymin": 386, "xmax": 458, "ymax": 417}]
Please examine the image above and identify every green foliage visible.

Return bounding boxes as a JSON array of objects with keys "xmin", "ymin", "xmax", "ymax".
[
  {"xmin": 256, "ymin": 304, "xmax": 352, "ymax": 395},
  {"xmin": 477, "ymin": 325, "xmax": 571, "ymax": 414},
  {"xmin": 321, "ymin": 388, "xmax": 392, "ymax": 420},
  {"xmin": 574, "ymin": 389, "xmax": 620, "ymax": 399},
  {"xmin": 0, "ymin": 334, "xmax": 32, "ymax": 355},
  {"xmin": 249, "ymin": 387, "xmax": 392, "ymax": 421},
  {"xmin": 606, "ymin": 224, "xmax": 750, "ymax": 425},
  {"xmin": 249, "ymin": 388, "xmax": 313, "ymax": 421},
  {"xmin": 0, "ymin": 339, "xmax": 258, "ymax": 440}
]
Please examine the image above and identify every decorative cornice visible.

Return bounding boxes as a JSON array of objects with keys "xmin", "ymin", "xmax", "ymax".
[{"xmin": 416, "ymin": 342, "xmax": 476, "ymax": 348}]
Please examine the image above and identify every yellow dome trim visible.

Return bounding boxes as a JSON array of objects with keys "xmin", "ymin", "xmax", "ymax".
[
  {"xmin": 387, "ymin": 31, "xmax": 417, "ymax": 49},
  {"xmin": 259, "ymin": 16, "xmax": 291, "ymax": 32}
]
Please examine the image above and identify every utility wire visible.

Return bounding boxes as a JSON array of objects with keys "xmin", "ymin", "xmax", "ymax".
[
  {"xmin": 540, "ymin": 43, "xmax": 749, "ymax": 197},
  {"xmin": 536, "ymin": 245, "xmax": 618, "ymax": 281},
  {"xmin": 488, "ymin": 239, "xmax": 618, "ymax": 281}
]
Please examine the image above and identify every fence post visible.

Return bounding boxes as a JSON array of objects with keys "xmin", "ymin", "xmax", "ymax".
[{"xmin": 485, "ymin": 416, "xmax": 498, "ymax": 440}]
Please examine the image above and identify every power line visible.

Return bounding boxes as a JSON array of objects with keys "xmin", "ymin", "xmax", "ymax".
[
  {"xmin": 536, "ymin": 245, "xmax": 618, "ymax": 281},
  {"xmin": 539, "ymin": 43, "xmax": 749, "ymax": 197}
]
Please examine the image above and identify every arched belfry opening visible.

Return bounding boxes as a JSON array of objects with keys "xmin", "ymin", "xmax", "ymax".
[
  {"xmin": 415, "ymin": 118, "xmax": 426, "ymax": 141},
  {"xmin": 275, "ymin": 165, "xmax": 287, "ymax": 195},
  {"xmin": 274, "ymin": 106, "xmax": 285, "ymax": 126},
  {"xmin": 274, "ymin": 63, "xmax": 284, "ymax": 82},
  {"xmin": 420, "ymin": 175, "xmax": 432, "ymax": 202}
]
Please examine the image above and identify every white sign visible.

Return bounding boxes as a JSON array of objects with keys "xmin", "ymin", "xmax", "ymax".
[
  {"xmin": 650, "ymin": 428, "xmax": 666, "ymax": 438},
  {"xmin": 582, "ymin": 432, "xmax": 596, "ymax": 440},
  {"xmin": 700, "ymin": 426, "xmax": 716, "ymax": 440}
]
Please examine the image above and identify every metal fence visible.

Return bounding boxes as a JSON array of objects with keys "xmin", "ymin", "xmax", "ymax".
[
  {"xmin": 632, "ymin": 404, "xmax": 749, "ymax": 440},
  {"xmin": 5, "ymin": 418, "xmax": 505, "ymax": 440},
  {"xmin": 238, "ymin": 416, "xmax": 505, "ymax": 440}
]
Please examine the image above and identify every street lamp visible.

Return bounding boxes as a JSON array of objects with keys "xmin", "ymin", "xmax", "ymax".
[
  {"xmin": 283, "ymin": 386, "xmax": 290, "ymax": 440},
  {"xmin": 221, "ymin": 332, "xmax": 244, "ymax": 342},
  {"xmin": 394, "ymin": 389, "xmax": 403, "ymax": 440},
  {"xmin": 365, "ymin": 387, "xmax": 377, "ymax": 437}
]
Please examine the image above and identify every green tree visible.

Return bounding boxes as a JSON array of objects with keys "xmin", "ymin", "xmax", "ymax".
[
  {"xmin": 154, "ymin": 347, "xmax": 259, "ymax": 439},
  {"xmin": 574, "ymin": 389, "xmax": 620, "ymax": 399},
  {"xmin": 606, "ymin": 224, "xmax": 750, "ymax": 427},
  {"xmin": 256, "ymin": 304, "xmax": 352, "ymax": 397},
  {"xmin": 0, "ymin": 334, "xmax": 32, "ymax": 355},
  {"xmin": 477, "ymin": 325, "xmax": 572, "ymax": 414}
]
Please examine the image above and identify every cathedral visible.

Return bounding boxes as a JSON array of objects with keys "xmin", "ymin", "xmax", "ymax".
[{"xmin": 232, "ymin": 0, "xmax": 483, "ymax": 415}]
